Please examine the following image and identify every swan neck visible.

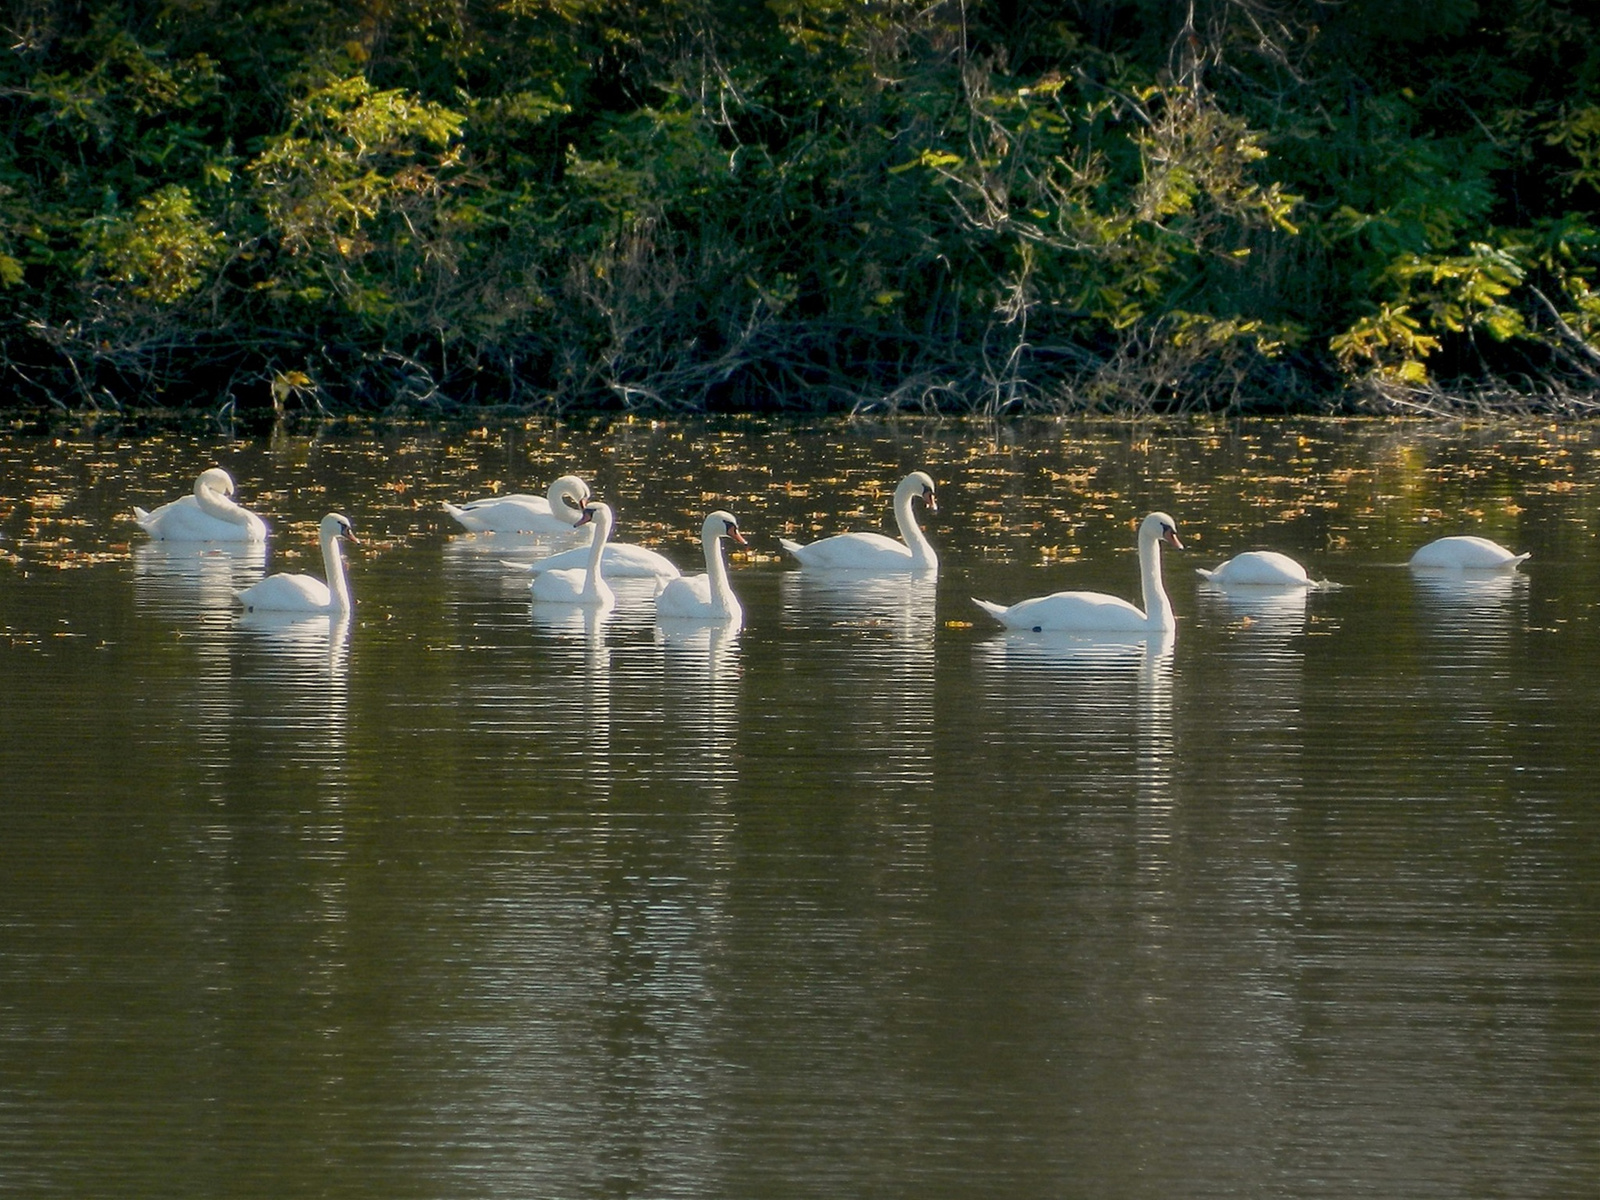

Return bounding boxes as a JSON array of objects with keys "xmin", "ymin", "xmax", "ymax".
[
  {"xmin": 894, "ymin": 490, "xmax": 936, "ymax": 571},
  {"xmin": 584, "ymin": 510, "xmax": 611, "ymax": 596},
  {"xmin": 322, "ymin": 528, "xmax": 352, "ymax": 614},
  {"xmin": 704, "ymin": 530, "xmax": 733, "ymax": 614},
  {"xmin": 195, "ymin": 481, "xmax": 246, "ymax": 525},
  {"xmin": 1139, "ymin": 533, "xmax": 1174, "ymax": 630}
]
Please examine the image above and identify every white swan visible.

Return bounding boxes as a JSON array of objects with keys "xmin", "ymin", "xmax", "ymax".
[
  {"xmin": 513, "ymin": 530, "xmax": 680, "ymax": 580},
  {"xmin": 1197, "ymin": 550, "xmax": 1315, "ymax": 587},
  {"xmin": 235, "ymin": 513, "xmax": 357, "ymax": 614},
  {"xmin": 655, "ymin": 511, "xmax": 746, "ymax": 625},
  {"xmin": 779, "ymin": 470, "xmax": 938, "ymax": 573},
  {"xmin": 133, "ymin": 467, "xmax": 268, "ymax": 542},
  {"xmin": 443, "ymin": 475, "xmax": 590, "ymax": 534},
  {"xmin": 1409, "ymin": 535, "xmax": 1529, "ymax": 571},
  {"xmin": 531, "ymin": 502, "xmax": 616, "ymax": 609},
  {"xmin": 973, "ymin": 512, "xmax": 1182, "ymax": 633}
]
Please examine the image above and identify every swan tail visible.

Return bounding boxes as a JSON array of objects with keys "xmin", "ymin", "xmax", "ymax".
[
  {"xmin": 1508, "ymin": 552, "xmax": 1532, "ymax": 568},
  {"xmin": 1194, "ymin": 566, "xmax": 1217, "ymax": 580},
  {"xmin": 498, "ymin": 559, "xmax": 535, "ymax": 573},
  {"xmin": 778, "ymin": 537, "xmax": 806, "ymax": 559},
  {"xmin": 442, "ymin": 502, "xmax": 466, "ymax": 518},
  {"xmin": 971, "ymin": 597, "xmax": 1009, "ymax": 622}
]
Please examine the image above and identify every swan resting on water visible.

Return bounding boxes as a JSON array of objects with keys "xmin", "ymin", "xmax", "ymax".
[
  {"xmin": 1197, "ymin": 549, "xmax": 1324, "ymax": 588},
  {"xmin": 779, "ymin": 471, "xmax": 939, "ymax": 574},
  {"xmin": 655, "ymin": 511, "xmax": 746, "ymax": 626},
  {"xmin": 443, "ymin": 475, "xmax": 590, "ymax": 535},
  {"xmin": 235, "ymin": 514, "xmax": 357, "ymax": 614},
  {"xmin": 1409, "ymin": 535, "xmax": 1529, "ymax": 571},
  {"xmin": 973, "ymin": 512, "xmax": 1182, "ymax": 634},
  {"xmin": 133, "ymin": 468, "xmax": 268, "ymax": 543},
  {"xmin": 530, "ymin": 502, "xmax": 616, "ymax": 609}
]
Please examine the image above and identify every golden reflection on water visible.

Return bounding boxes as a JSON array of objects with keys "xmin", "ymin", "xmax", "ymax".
[{"xmin": 2, "ymin": 418, "xmax": 1600, "ymax": 1198}]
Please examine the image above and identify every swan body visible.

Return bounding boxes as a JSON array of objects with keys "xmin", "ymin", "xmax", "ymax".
[
  {"xmin": 1197, "ymin": 550, "xmax": 1314, "ymax": 587},
  {"xmin": 443, "ymin": 475, "xmax": 590, "ymax": 534},
  {"xmin": 1409, "ymin": 535, "xmax": 1529, "ymax": 571},
  {"xmin": 973, "ymin": 512, "xmax": 1182, "ymax": 634},
  {"xmin": 519, "ymin": 539, "xmax": 680, "ymax": 580},
  {"xmin": 779, "ymin": 471, "xmax": 938, "ymax": 573},
  {"xmin": 655, "ymin": 511, "xmax": 746, "ymax": 625},
  {"xmin": 133, "ymin": 468, "xmax": 267, "ymax": 542},
  {"xmin": 235, "ymin": 514, "xmax": 357, "ymax": 614},
  {"xmin": 531, "ymin": 502, "xmax": 616, "ymax": 609}
]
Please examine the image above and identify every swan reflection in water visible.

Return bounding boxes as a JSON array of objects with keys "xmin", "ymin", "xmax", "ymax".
[
  {"xmin": 652, "ymin": 619, "xmax": 742, "ymax": 795},
  {"xmin": 132, "ymin": 540, "xmax": 267, "ymax": 623},
  {"xmin": 528, "ymin": 600, "xmax": 617, "ymax": 798},
  {"xmin": 973, "ymin": 627, "xmax": 1175, "ymax": 811},
  {"xmin": 1409, "ymin": 567, "xmax": 1527, "ymax": 685},
  {"xmin": 779, "ymin": 571, "xmax": 937, "ymax": 789}
]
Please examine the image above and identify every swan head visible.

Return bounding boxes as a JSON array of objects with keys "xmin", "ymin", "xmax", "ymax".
[
  {"xmin": 898, "ymin": 470, "xmax": 937, "ymax": 514},
  {"xmin": 575, "ymin": 501, "xmax": 612, "ymax": 532},
  {"xmin": 195, "ymin": 467, "xmax": 236, "ymax": 498},
  {"xmin": 703, "ymin": 510, "xmax": 747, "ymax": 545},
  {"xmin": 547, "ymin": 475, "xmax": 592, "ymax": 525},
  {"xmin": 1140, "ymin": 511, "xmax": 1182, "ymax": 550},
  {"xmin": 320, "ymin": 512, "xmax": 358, "ymax": 544}
]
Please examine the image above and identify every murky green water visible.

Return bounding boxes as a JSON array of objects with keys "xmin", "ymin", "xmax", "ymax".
[{"xmin": 2, "ymin": 416, "xmax": 1598, "ymax": 1198}]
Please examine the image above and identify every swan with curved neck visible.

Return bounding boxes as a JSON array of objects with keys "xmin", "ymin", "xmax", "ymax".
[
  {"xmin": 1409, "ymin": 535, "xmax": 1529, "ymax": 571},
  {"xmin": 133, "ymin": 468, "xmax": 268, "ymax": 542},
  {"xmin": 779, "ymin": 471, "xmax": 938, "ymax": 573},
  {"xmin": 531, "ymin": 502, "xmax": 616, "ymax": 609},
  {"xmin": 1197, "ymin": 550, "xmax": 1315, "ymax": 588},
  {"xmin": 973, "ymin": 512, "xmax": 1182, "ymax": 633},
  {"xmin": 235, "ymin": 514, "xmax": 357, "ymax": 614},
  {"xmin": 654, "ymin": 511, "xmax": 746, "ymax": 625},
  {"xmin": 443, "ymin": 475, "xmax": 591, "ymax": 535}
]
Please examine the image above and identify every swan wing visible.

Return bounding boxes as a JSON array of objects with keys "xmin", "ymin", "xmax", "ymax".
[
  {"xmin": 236, "ymin": 573, "xmax": 331, "ymax": 612},
  {"xmin": 1201, "ymin": 550, "xmax": 1311, "ymax": 586},
  {"xmin": 978, "ymin": 589, "xmax": 1148, "ymax": 632},
  {"xmin": 782, "ymin": 530, "xmax": 913, "ymax": 570},
  {"xmin": 654, "ymin": 574, "xmax": 714, "ymax": 618},
  {"xmin": 528, "ymin": 541, "xmax": 680, "ymax": 579},
  {"xmin": 1410, "ymin": 536, "xmax": 1528, "ymax": 570},
  {"xmin": 444, "ymin": 495, "xmax": 569, "ymax": 534}
]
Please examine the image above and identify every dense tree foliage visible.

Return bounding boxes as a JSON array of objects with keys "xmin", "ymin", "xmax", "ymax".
[{"xmin": 2, "ymin": 0, "xmax": 1598, "ymax": 414}]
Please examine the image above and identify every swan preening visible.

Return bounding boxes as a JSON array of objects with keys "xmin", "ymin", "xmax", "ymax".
[
  {"xmin": 443, "ymin": 475, "xmax": 590, "ymax": 534},
  {"xmin": 133, "ymin": 468, "xmax": 268, "ymax": 542},
  {"xmin": 530, "ymin": 502, "xmax": 616, "ymax": 609},
  {"xmin": 780, "ymin": 471, "xmax": 938, "ymax": 573},
  {"xmin": 235, "ymin": 514, "xmax": 357, "ymax": 614},
  {"xmin": 1409, "ymin": 535, "xmax": 1529, "ymax": 571},
  {"xmin": 1197, "ymin": 550, "xmax": 1318, "ymax": 588},
  {"xmin": 655, "ymin": 511, "xmax": 746, "ymax": 625},
  {"xmin": 973, "ymin": 512, "xmax": 1182, "ymax": 634}
]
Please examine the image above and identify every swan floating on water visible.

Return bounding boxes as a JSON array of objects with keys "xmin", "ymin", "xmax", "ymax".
[
  {"xmin": 1197, "ymin": 550, "xmax": 1319, "ymax": 588},
  {"xmin": 235, "ymin": 513, "xmax": 357, "ymax": 614},
  {"xmin": 133, "ymin": 468, "xmax": 267, "ymax": 542},
  {"xmin": 510, "ymin": 515, "xmax": 680, "ymax": 580},
  {"xmin": 531, "ymin": 502, "xmax": 616, "ymax": 610},
  {"xmin": 1409, "ymin": 535, "xmax": 1529, "ymax": 571},
  {"xmin": 443, "ymin": 475, "xmax": 590, "ymax": 535},
  {"xmin": 973, "ymin": 512, "xmax": 1182, "ymax": 634},
  {"xmin": 779, "ymin": 471, "xmax": 938, "ymax": 573},
  {"xmin": 655, "ymin": 511, "xmax": 746, "ymax": 626}
]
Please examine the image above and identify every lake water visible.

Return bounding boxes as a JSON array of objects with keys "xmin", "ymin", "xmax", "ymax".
[{"xmin": 1, "ymin": 415, "xmax": 1598, "ymax": 1198}]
